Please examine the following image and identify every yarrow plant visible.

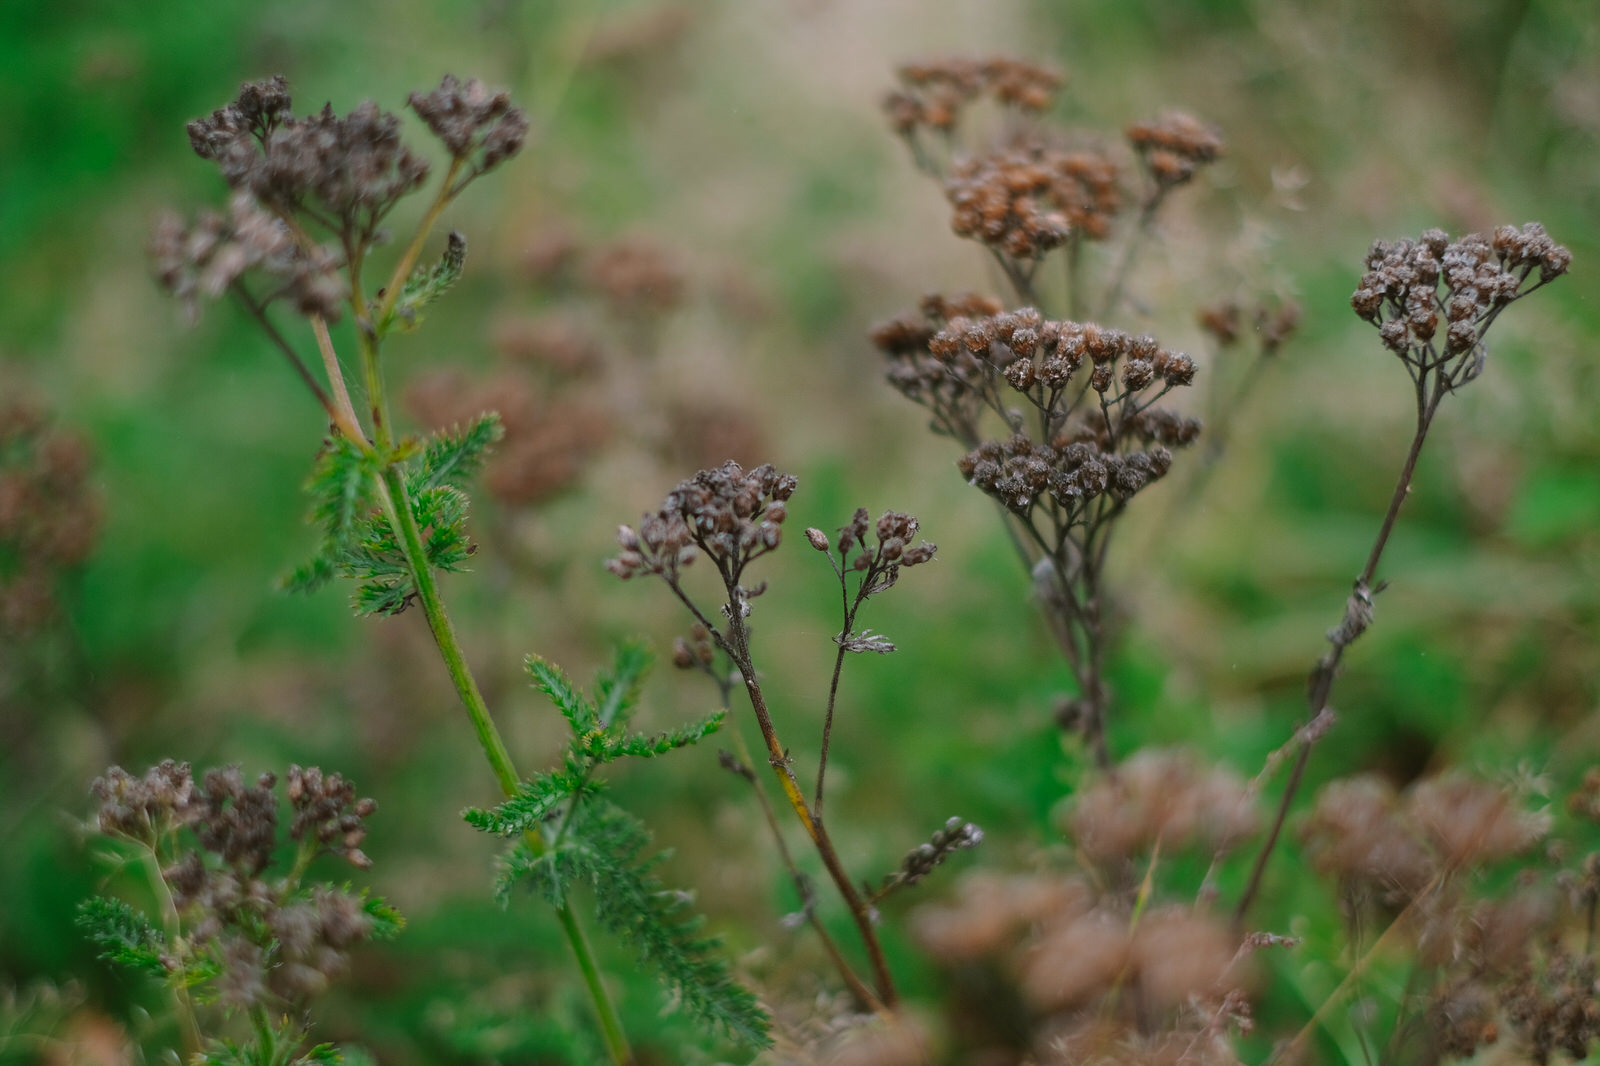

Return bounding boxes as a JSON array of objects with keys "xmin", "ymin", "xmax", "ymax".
[
  {"xmin": 607, "ymin": 460, "xmax": 977, "ymax": 1013},
  {"xmin": 44, "ymin": 37, "xmax": 1584, "ymax": 1066},
  {"xmin": 139, "ymin": 73, "xmax": 770, "ymax": 1062},
  {"xmin": 873, "ymin": 56, "xmax": 1226, "ymax": 767},
  {"xmin": 79, "ymin": 761, "xmax": 397, "ymax": 1066}
]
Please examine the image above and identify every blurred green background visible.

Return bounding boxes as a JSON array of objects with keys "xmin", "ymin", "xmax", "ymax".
[{"xmin": 3, "ymin": 0, "xmax": 1597, "ymax": 1062}]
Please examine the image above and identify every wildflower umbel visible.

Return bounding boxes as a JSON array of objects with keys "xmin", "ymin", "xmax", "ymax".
[
  {"xmin": 1351, "ymin": 224, "xmax": 1570, "ymax": 391},
  {"xmin": 86, "ymin": 761, "xmax": 389, "ymax": 1012},
  {"xmin": 1236, "ymin": 223, "xmax": 1571, "ymax": 925},
  {"xmin": 611, "ymin": 463, "xmax": 952, "ymax": 1009},
  {"xmin": 609, "ymin": 460, "xmax": 797, "ymax": 587},
  {"xmin": 872, "ymin": 297, "xmax": 1198, "ymax": 764}
]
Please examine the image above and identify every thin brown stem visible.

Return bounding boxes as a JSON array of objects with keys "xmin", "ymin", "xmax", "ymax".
[
  {"xmin": 309, "ymin": 314, "xmax": 365, "ymax": 442},
  {"xmin": 719, "ymin": 605, "xmax": 898, "ymax": 1007},
  {"xmin": 1235, "ymin": 395, "xmax": 1438, "ymax": 926},
  {"xmin": 722, "ymin": 708, "xmax": 884, "ymax": 1013}
]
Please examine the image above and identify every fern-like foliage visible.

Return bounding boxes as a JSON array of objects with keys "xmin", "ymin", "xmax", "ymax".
[
  {"xmin": 282, "ymin": 413, "xmax": 503, "ymax": 615},
  {"xmin": 466, "ymin": 645, "xmax": 769, "ymax": 1048},
  {"xmin": 377, "ymin": 230, "xmax": 468, "ymax": 336},
  {"xmin": 76, "ymin": 896, "xmax": 169, "ymax": 978}
]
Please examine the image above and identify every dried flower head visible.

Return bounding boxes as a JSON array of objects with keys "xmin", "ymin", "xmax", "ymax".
[
  {"xmin": 1405, "ymin": 772, "xmax": 1549, "ymax": 868},
  {"xmin": 408, "ymin": 74, "xmax": 529, "ymax": 176},
  {"xmin": 489, "ymin": 313, "xmax": 605, "ymax": 376},
  {"xmin": 1067, "ymin": 749, "xmax": 1258, "ymax": 865},
  {"xmin": 151, "ymin": 192, "xmax": 345, "ymax": 322},
  {"xmin": 609, "ymin": 461, "xmax": 796, "ymax": 585},
  {"xmin": 584, "ymin": 235, "xmax": 686, "ymax": 314},
  {"xmin": 189, "ymin": 77, "xmax": 430, "ymax": 234},
  {"xmin": 286, "ymin": 764, "xmax": 378, "ymax": 869},
  {"xmin": 1302, "ymin": 775, "xmax": 1434, "ymax": 906},
  {"xmin": 1126, "ymin": 111, "xmax": 1224, "ymax": 189},
  {"xmin": 884, "ymin": 55, "xmax": 1063, "ymax": 137},
  {"xmin": 86, "ymin": 762, "xmax": 390, "ymax": 1014},
  {"xmin": 1350, "ymin": 224, "xmax": 1569, "ymax": 390}
]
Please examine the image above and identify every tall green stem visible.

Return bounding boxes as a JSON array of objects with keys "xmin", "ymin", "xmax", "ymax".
[{"xmin": 375, "ymin": 465, "xmax": 633, "ymax": 1064}]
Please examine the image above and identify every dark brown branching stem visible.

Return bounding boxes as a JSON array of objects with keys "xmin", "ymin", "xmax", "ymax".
[
  {"xmin": 658, "ymin": 573, "xmax": 898, "ymax": 1006},
  {"xmin": 703, "ymin": 664, "xmax": 884, "ymax": 1013},
  {"xmin": 1235, "ymin": 393, "xmax": 1438, "ymax": 927}
]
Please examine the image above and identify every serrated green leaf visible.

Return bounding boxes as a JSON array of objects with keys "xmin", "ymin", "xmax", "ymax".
[
  {"xmin": 464, "ymin": 768, "xmax": 587, "ymax": 837},
  {"xmin": 603, "ymin": 709, "xmax": 725, "ymax": 760},
  {"xmin": 381, "ymin": 230, "xmax": 468, "ymax": 335},
  {"xmin": 75, "ymin": 897, "xmax": 168, "ymax": 978},
  {"xmin": 361, "ymin": 894, "xmax": 405, "ymax": 940},
  {"xmin": 409, "ymin": 413, "xmax": 503, "ymax": 495},
  {"xmin": 557, "ymin": 800, "xmax": 771, "ymax": 1048},
  {"xmin": 526, "ymin": 656, "xmax": 597, "ymax": 737},
  {"xmin": 594, "ymin": 641, "xmax": 652, "ymax": 731}
]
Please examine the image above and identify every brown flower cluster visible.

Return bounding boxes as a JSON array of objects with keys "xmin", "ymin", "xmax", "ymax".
[
  {"xmin": 814, "ymin": 507, "xmax": 937, "ymax": 584},
  {"xmin": 609, "ymin": 461, "xmax": 797, "ymax": 585},
  {"xmin": 285, "ymin": 764, "xmax": 378, "ymax": 869},
  {"xmin": 0, "ymin": 400, "xmax": 100, "ymax": 637},
  {"xmin": 1067, "ymin": 749, "xmax": 1258, "ymax": 867},
  {"xmin": 407, "ymin": 74, "xmax": 529, "ymax": 177},
  {"xmin": 1125, "ymin": 111, "xmax": 1225, "ymax": 189},
  {"xmin": 184, "ymin": 73, "xmax": 524, "ymax": 244},
  {"xmin": 90, "ymin": 761, "xmax": 382, "ymax": 1008},
  {"xmin": 1196, "ymin": 298, "xmax": 1302, "ymax": 355},
  {"xmin": 875, "ymin": 817, "xmax": 983, "ymax": 899},
  {"xmin": 189, "ymin": 78, "xmax": 429, "ymax": 230},
  {"xmin": 1304, "ymin": 772, "xmax": 1549, "ymax": 909},
  {"xmin": 945, "ymin": 145, "xmax": 1122, "ymax": 259},
  {"xmin": 1350, "ymin": 224, "xmax": 1570, "ymax": 383},
  {"xmin": 151, "ymin": 192, "xmax": 345, "ymax": 321},
  {"xmin": 912, "ymin": 871, "xmax": 1253, "ymax": 1065},
  {"xmin": 884, "ymin": 56, "xmax": 1063, "ymax": 135}
]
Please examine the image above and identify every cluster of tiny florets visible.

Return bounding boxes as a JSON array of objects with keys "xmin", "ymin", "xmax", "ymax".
[
  {"xmin": 609, "ymin": 461, "xmax": 797, "ymax": 584},
  {"xmin": 1125, "ymin": 111, "xmax": 1225, "ymax": 188},
  {"xmin": 892, "ymin": 817, "xmax": 984, "ymax": 889},
  {"xmin": 1350, "ymin": 225, "xmax": 1569, "ymax": 378},
  {"xmin": 1067, "ymin": 749, "xmax": 1258, "ymax": 867},
  {"xmin": 287, "ymin": 764, "xmax": 379, "ymax": 869},
  {"xmin": 944, "ymin": 146, "xmax": 1122, "ymax": 258},
  {"xmin": 818, "ymin": 507, "xmax": 937, "ymax": 573},
  {"xmin": 150, "ymin": 192, "xmax": 346, "ymax": 321},
  {"xmin": 90, "ymin": 762, "xmax": 382, "ymax": 1009},
  {"xmin": 407, "ymin": 73, "xmax": 529, "ymax": 175},
  {"xmin": 883, "ymin": 56, "xmax": 1063, "ymax": 134},
  {"xmin": 189, "ymin": 79, "xmax": 430, "ymax": 227},
  {"xmin": 1303, "ymin": 772, "xmax": 1549, "ymax": 909}
]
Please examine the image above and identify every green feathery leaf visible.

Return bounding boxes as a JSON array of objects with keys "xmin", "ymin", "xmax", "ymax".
[
  {"xmin": 599, "ymin": 710, "xmax": 726, "ymax": 761},
  {"xmin": 408, "ymin": 413, "xmax": 503, "ymax": 495},
  {"xmin": 552, "ymin": 800, "xmax": 771, "ymax": 1048},
  {"xmin": 282, "ymin": 437, "xmax": 382, "ymax": 595},
  {"xmin": 593, "ymin": 641, "xmax": 652, "ymax": 730},
  {"xmin": 75, "ymin": 897, "xmax": 168, "ymax": 978},
  {"xmin": 526, "ymin": 656, "xmax": 598, "ymax": 737},
  {"xmin": 463, "ymin": 767, "xmax": 588, "ymax": 837},
  {"xmin": 380, "ymin": 230, "xmax": 468, "ymax": 336},
  {"xmin": 361, "ymin": 893, "xmax": 405, "ymax": 940}
]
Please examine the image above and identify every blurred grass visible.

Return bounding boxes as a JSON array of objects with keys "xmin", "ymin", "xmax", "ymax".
[{"xmin": 3, "ymin": 0, "xmax": 1598, "ymax": 1062}]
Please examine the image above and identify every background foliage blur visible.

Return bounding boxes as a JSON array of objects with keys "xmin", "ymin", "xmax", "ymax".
[{"xmin": 3, "ymin": 0, "xmax": 1597, "ymax": 1061}]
